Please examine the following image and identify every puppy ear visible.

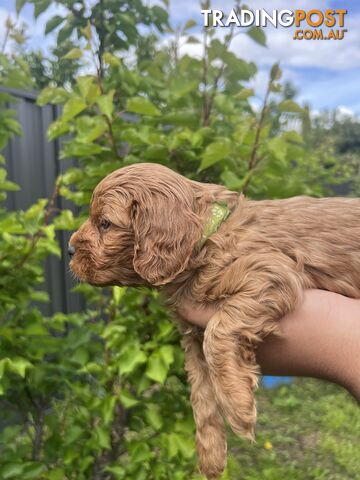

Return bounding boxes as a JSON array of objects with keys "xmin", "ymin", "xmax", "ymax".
[{"xmin": 131, "ymin": 193, "xmax": 203, "ymax": 286}]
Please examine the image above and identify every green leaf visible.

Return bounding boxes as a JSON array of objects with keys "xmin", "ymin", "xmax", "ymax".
[
  {"xmin": 57, "ymin": 23, "xmax": 73, "ymax": 44},
  {"xmin": 214, "ymin": 94, "xmax": 234, "ymax": 115},
  {"xmin": 22, "ymin": 463, "xmax": 45, "ymax": 479},
  {"xmin": 86, "ymin": 83, "xmax": 101, "ymax": 105},
  {"xmin": 103, "ymin": 52, "xmax": 121, "ymax": 67},
  {"xmin": 95, "ymin": 426, "xmax": 110, "ymax": 449},
  {"xmin": 81, "ymin": 22, "xmax": 92, "ymax": 41},
  {"xmin": 0, "ymin": 180, "xmax": 20, "ymax": 191},
  {"xmin": 53, "ymin": 209, "xmax": 75, "ymax": 230},
  {"xmin": 270, "ymin": 82, "xmax": 282, "ymax": 93},
  {"xmin": 169, "ymin": 78, "xmax": 198, "ymax": 99},
  {"xmin": 46, "ymin": 469, "xmax": 65, "ymax": 480},
  {"xmin": 279, "ymin": 100, "xmax": 304, "ymax": 114},
  {"xmin": 146, "ymin": 352, "xmax": 169, "ymax": 384},
  {"xmin": 101, "ymin": 324, "xmax": 126, "ymax": 340},
  {"xmin": 62, "ymin": 48, "xmax": 83, "ymax": 60},
  {"xmin": 270, "ymin": 62, "xmax": 282, "ymax": 82},
  {"xmin": 284, "ymin": 131, "xmax": 304, "ymax": 144},
  {"xmin": 162, "ymin": 111, "xmax": 197, "ymax": 128},
  {"xmin": 221, "ymin": 170, "xmax": 244, "ymax": 190},
  {"xmin": 24, "ymin": 198, "xmax": 47, "ymax": 221},
  {"xmin": 166, "ymin": 433, "xmax": 181, "ymax": 458},
  {"xmin": 47, "ymin": 119, "xmax": 70, "ymax": 141},
  {"xmin": 234, "ymin": 88, "xmax": 254, "ymax": 100},
  {"xmin": 127, "ymin": 97, "xmax": 160, "ymax": 116},
  {"xmin": 209, "ymin": 39, "xmax": 227, "ymax": 60},
  {"xmin": 75, "ymin": 116, "xmax": 108, "ymax": 143},
  {"xmin": 186, "ymin": 35, "xmax": 201, "ymax": 44},
  {"xmin": 34, "ymin": 0, "xmax": 51, "ymax": 19},
  {"xmin": 0, "ymin": 358, "xmax": 33, "ymax": 380},
  {"xmin": 128, "ymin": 443, "xmax": 152, "ymax": 463},
  {"xmin": 60, "ymin": 141, "xmax": 105, "ymax": 158},
  {"xmin": 37, "ymin": 86, "xmax": 69, "ymax": 106},
  {"xmin": 76, "ymin": 76, "xmax": 94, "ymax": 99},
  {"xmin": 112, "ymin": 286, "xmax": 126, "ymax": 306},
  {"xmin": 70, "ymin": 347, "xmax": 89, "ymax": 366},
  {"xmin": 118, "ymin": 343, "xmax": 147, "ymax": 375},
  {"xmin": 0, "ymin": 92, "xmax": 16, "ymax": 103},
  {"xmin": 119, "ymin": 390, "xmax": 139, "ymax": 408},
  {"xmin": 268, "ymin": 136, "xmax": 288, "ymax": 163},
  {"xmin": 184, "ymin": 19, "xmax": 197, "ymax": 30},
  {"xmin": 247, "ymin": 27, "xmax": 267, "ymax": 46},
  {"xmin": 11, "ymin": 358, "xmax": 33, "ymax": 377},
  {"xmin": 45, "ymin": 15, "xmax": 64, "ymax": 35},
  {"xmin": 105, "ymin": 466, "xmax": 125, "ymax": 477},
  {"xmin": 199, "ymin": 140, "xmax": 231, "ymax": 171},
  {"xmin": 102, "ymin": 396, "xmax": 117, "ymax": 425},
  {"xmin": 16, "ymin": 0, "xmax": 26, "ymax": 14},
  {"xmin": 224, "ymin": 54, "xmax": 257, "ymax": 81},
  {"xmin": 62, "ymin": 97, "xmax": 87, "ymax": 121},
  {"xmin": 0, "ymin": 463, "xmax": 24, "ymax": 479},
  {"xmin": 142, "ymin": 144, "xmax": 168, "ymax": 161},
  {"xmin": 96, "ymin": 90, "xmax": 115, "ymax": 119},
  {"xmin": 159, "ymin": 345, "xmax": 174, "ymax": 366},
  {"xmin": 64, "ymin": 426, "xmax": 83, "ymax": 446},
  {"xmin": 145, "ymin": 404, "xmax": 163, "ymax": 430},
  {"xmin": 30, "ymin": 290, "xmax": 49, "ymax": 303}
]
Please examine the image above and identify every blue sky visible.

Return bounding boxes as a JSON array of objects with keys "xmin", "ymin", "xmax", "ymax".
[{"xmin": 1, "ymin": 0, "xmax": 359, "ymax": 117}]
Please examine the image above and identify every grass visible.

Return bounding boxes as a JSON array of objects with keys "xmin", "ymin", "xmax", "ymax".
[{"xmin": 226, "ymin": 379, "xmax": 360, "ymax": 480}]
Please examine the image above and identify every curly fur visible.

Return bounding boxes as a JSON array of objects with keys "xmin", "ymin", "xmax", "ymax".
[{"xmin": 69, "ymin": 162, "xmax": 360, "ymax": 479}]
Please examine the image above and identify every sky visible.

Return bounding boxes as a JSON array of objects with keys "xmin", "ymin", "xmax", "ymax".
[{"xmin": 0, "ymin": 0, "xmax": 359, "ymax": 117}]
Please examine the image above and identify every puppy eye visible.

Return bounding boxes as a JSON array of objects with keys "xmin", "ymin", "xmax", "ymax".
[{"xmin": 99, "ymin": 219, "xmax": 111, "ymax": 231}]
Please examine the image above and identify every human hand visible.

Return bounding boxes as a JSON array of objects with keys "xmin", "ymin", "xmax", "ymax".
[{"xmin": 178, "ymin": 289, "xmax": 360, "ymax": 401}]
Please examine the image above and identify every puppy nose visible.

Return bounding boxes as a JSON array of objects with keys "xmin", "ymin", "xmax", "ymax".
[{"xmin": 68, "ymin": 244, "xmax": 76, "ymax": 257}]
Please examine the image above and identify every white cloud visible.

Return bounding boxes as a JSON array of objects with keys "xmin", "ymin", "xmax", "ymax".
[
  {"xmin": 4, "ymin": 0, "xmax": 358, "ymax": 70},
  {"xmin": 0, "ymin": 2, "xmax": 68, "ymax": 54},
  {"xmin": 165, "ymin": 0, "xmax": 359, "ymax": 71},
  {"xmin": 174, "ymin": 2, "xmax": 360, "ymax": 116},
  {"xmin": 227, "ymin": 8, "xmax": 359, "ymax": 71},
  {"xmin": 337, "ymin": 105, "xmax": 357, "ymax": 118},
  {"xmin": 1, "ymin": 0, "xmax": 358, "ymax": 116}
]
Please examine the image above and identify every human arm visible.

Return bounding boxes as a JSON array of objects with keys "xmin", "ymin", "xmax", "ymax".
[{"xmin": 178, "ymin": 289, "xmax": 360, "ymax": 402}]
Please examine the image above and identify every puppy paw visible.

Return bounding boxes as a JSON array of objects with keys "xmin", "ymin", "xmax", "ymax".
[
  {"xmin": 197, "ymin": 428, "xmax": 227, "ymax": 480},
  {"xmin": 225, "ymin": 408, "xmax": 256, "ymax": 442},
  {"xmin": 199, "ymin": 453, "xmax": 226, "ymax": 480}
]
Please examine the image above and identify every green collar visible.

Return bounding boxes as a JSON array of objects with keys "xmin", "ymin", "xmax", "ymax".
[{"xmin": 198, "ymin": 202, "xmax": 231, "ymax": 249}]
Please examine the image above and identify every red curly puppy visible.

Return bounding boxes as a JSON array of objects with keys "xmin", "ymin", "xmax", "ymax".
[{"xmin": 69, "ymin": 162, "xmax": 360, "ymax": 479}]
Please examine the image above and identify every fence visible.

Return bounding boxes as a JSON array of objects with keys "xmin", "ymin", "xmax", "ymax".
[{"xmin": 1, "ymin": 86, "xmax": 85, "ymax": 315}]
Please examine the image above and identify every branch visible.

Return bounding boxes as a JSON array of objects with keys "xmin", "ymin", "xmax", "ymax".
[
  {"xmin": 32, "ymin": 409, "xmax": 45, "ymax": 461},
  {"xmin": 242, "ymin": 77, "xmax": 273, "ymax": 195},
  {"xmin": 172, "ymin": 28, "xmax": 180, "ymax": 67},
  {"xmin": 88, "ymin": 23, "xmax": 121, "ymax": 161},
  {"xmin": 202, "ymin": 23, "xmax": 236, "ymax": 126},
  {"xmin": 104, "ymin": 115, "xmax": 120, "ymax": 160},
  {"xmin": 24, "ymin": 385, "xmax": 45, "ymax": 461},
  {"xmin": 91, "ymin": 390, "xmax": 130, "ymax": 478},
  {"xmin": 1, "ymin": 17, "xmax": 11, "ymax": 54},
  {"xmin": 13, "ymin": 178, "xmax": 61, "ymax": 270},
  {"xmin": 201, "ymin": 25, "xmax": 209, "ymax": 126},
  {"xmin": 97, "ymin": 0, "xmax": 105, "ymax": 80}
]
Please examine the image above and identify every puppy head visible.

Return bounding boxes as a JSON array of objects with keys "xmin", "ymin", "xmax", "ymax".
[{"xmin": 69, "ymin": 163, "xmax": 204, "ymax": 287}]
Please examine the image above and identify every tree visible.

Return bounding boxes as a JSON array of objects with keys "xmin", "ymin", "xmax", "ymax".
[{"xmin": 22, "ymin": 40, "xmax": 83, "ymax": 89}]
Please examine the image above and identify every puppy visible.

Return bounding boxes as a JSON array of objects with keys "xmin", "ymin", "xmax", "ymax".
[{"xmin": 69, "ymin": 162, "xmax": 360, "ymax": 479}]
